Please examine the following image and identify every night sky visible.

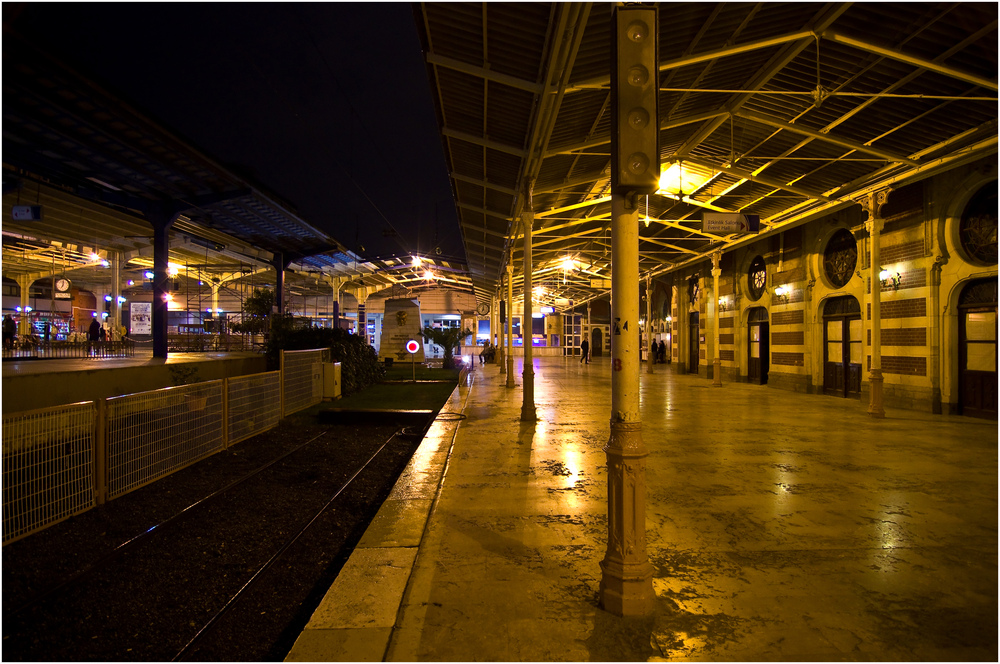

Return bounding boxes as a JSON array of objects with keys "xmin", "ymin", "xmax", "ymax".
[{"xmin": 5, "ymin": 3, "xmax": 464, "ymax": 263}]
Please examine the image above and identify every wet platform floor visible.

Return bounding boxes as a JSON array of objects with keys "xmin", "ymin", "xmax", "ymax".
[{"xmin": 287, "ymin": 357, "xmax": 998, "ymax": 662}]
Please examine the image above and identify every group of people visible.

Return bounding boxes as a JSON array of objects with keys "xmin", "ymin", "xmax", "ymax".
[{"xmin": 650, "ymin": 339, "xmax": 667, "ymax": 364}]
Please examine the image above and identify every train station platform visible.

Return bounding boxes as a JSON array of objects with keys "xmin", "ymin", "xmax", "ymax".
[
  {"xmin": 285, "ymin": 356, "xmax": 997, "ymax": 662},
  {"xmin": 2, "ymin": 351, "xmax": 266, "ymax": 412}
]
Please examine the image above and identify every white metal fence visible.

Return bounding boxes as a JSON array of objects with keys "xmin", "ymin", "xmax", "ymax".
[
  {"xmin": 2, "ymin": 349, "xmax": 328, "ymax": 545},
  {"xmin": 2, "ymin": 402, "xmax": 96, "ymax": 543},
  {"xmin": 282, "ymin": 349, "xmax": 324, "ymax": 416},
  {"xmin": 106, "ymin": 382, "xmax": 225, "ymax": 500},
  {"xmin": 228, "ymin": 372, "xmax": 281, "ymax": 446}
]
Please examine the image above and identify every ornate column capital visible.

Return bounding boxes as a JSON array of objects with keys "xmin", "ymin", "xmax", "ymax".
[
  {"xmin": 711, "ymin": 250, "xmax": 722, "ymax": 271},
  {"xmin": 856, "ymin": 189, "xmax": 891, "ymax": 233}
]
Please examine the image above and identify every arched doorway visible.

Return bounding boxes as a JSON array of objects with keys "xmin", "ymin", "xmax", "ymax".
[
  {"xmin": 958, "ymin": 278, "xmax": 997, "ymax": 419},
  {"xmin": 823, "ymin": 296, "xmax": 862, "ymax": 398},
  {"xmin": 688, "ymin": 312, "xmax": 700, "ymax": 374},
  {"xmin": 747, "ymin": 307, "xmax": 769, "ymax": 384},
  {"xmin": 590, "ymin": 327, "xmax": 603, "ymax": 357}
]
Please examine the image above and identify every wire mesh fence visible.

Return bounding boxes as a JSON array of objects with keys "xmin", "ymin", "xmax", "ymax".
[
  {"xmin": 2, "ymin": 349, "xmax": 330, "ymax": 543},
  {"xmin": 228, "ymin": 372, "xmax": 281, "ymax": 446},
  {"xmin": 282, "ymin": 349, "xmax": 324, "ymax": 416},
  {"xmin": 2, "ymin": 402, "xmax": 96, "ymax": 544},
  {"xmin": 106, "ymin": 382, "xmax": 225, "ymax": 500}
]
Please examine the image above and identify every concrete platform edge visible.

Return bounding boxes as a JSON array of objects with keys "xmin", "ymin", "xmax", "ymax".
[{"xmin": 284, "ymin": 373, "xmax": 472, "ymax": 662}]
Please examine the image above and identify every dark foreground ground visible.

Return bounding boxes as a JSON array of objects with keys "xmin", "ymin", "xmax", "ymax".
[{"xmin": 2, "ymin": 407, "xmax": 426, "ymax": 661}]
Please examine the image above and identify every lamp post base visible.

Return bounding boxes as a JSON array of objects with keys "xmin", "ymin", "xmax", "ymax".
[{"xmin": 868, "ymin": 368, "xmax": 885, "ymax": 418}]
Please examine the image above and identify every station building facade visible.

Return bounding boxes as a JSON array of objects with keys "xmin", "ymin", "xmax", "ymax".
[{"xmin": 655, "ymin": 156, "xmax": 996, "ymax": 418}]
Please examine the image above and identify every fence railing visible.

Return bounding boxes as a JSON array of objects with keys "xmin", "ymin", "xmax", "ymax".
[
  {"xmin": 2, "ymin": 401, "xmax": 96, "ymax": 544},
  {"xmin": 2, "ymin": 349, "xmax": 329, "ymax": 545},
  {"xmin": 2, "ymin": 339, "xmax": 136, "ymax": 360},
  {"xmin": 228, "ymin": 372, "xmax": 281, "ymax": 446},
  {"xmin": 282, "ymin": 349, "xmax": 325, "ymax": 416}
]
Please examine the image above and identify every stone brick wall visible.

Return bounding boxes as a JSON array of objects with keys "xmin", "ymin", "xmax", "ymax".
[
  {"xmin": 870, "ymin": 298, "xmax": 926, "ymax": 319},
  {"xmin": 869, "ymin": 327, "xmax": 927, "ymax": 346},
  {"xmin": 772, "ymin": 310, "xmax": 804, "ymax": 325},
  {"xmin": 772, "ymin": 352, "xmax": 804, "ymax": 366}
]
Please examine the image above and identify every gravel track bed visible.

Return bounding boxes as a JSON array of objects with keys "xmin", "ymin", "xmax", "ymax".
[{"xmin": 2, "ymin": 411, "xmax": 420, "ymax": 661}]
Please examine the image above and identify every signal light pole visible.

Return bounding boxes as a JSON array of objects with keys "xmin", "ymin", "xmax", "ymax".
[{"xmin": 600, "ymin": 4, "xmax": 658, "ymax": 617}]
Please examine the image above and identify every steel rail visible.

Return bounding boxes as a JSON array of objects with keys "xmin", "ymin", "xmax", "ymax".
[
  {"xmin": 8, "ymin": 428, "xmax": 334, "ymax": 617},
  {"xmin": 171, "ymin": 427, "xmax": 409, "ymax": 661}
]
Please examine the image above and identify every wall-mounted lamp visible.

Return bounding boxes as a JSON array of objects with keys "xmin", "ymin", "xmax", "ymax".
[
  {"xmin": 879, "ymin": 267, "xmax": 901, "ymax": 290},
  {"xmin": 144, "ymin": 271, "xmax": 154, "ymax": 279},
  {"xmin": 774, "ymin": 285, "xmax": 790, "ymax": 303}
]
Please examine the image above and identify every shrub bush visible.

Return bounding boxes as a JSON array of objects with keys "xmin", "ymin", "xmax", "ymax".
[{"xmin": 266, "ymin": 320, "xmax": 384, "ymax": 395}]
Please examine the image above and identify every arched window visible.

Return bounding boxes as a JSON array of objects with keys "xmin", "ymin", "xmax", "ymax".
[
  {"xmin": 747, "ymin": 255, "xmax": 766, "ymax": 301},
  {"xmin": 824, "ymin": 228, "xmax": 857, "ymax": 288},
  {"xmin": 959, "ymin": 182, "xmax": 998, "ymax": 266}
]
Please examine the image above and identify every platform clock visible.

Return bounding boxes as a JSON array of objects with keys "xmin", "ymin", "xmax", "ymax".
[
  {"xmin": 55, "ymin": 278, "xmax": 71, "ymax": 293},
  {"xmin": 476, "ymin": 302, "xmax": 490, "ymax": 316}
]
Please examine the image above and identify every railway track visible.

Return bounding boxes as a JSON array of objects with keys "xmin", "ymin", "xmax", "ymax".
[{"xmin": 2, "ymin": 418, "xmax": 425, "ymax": 661}]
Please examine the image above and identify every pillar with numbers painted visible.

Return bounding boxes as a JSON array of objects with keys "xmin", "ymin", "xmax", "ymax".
[
  {"xmin": 600, "ymin": 3, "xmax": 658, "ymax": 616},
  {"xmin": 600, "ymin": 194, "xmax": 654, "ymax": 616}
]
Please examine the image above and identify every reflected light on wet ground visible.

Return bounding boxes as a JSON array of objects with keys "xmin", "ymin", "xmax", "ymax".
[{"xmin": 383, "ymin": 357, "xmax": 997, "ymax": 662}]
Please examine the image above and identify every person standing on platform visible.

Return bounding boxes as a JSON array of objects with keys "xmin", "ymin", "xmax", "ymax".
[
  {"xmin": 580, "ymin": 338, "xmax": 589, "ymax": 364},
  {"xmin": 659, "ymin": 339, "xmax": 666, "ymax": 364},
  {"xmin": 651, "ymin": 339, "xmax": 658, "ymax": 364},
  {"xmin": 88, "ymin": 317, "xmax": 100, "ymax": 356},
  {"xmin": 3, "ymin": 314, "xmax": 15, "ymax": 349}
]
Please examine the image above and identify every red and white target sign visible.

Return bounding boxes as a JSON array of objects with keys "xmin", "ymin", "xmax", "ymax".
[{"xmin": 405, "ymin": 339, "xmax": 420, "ymax": 354}]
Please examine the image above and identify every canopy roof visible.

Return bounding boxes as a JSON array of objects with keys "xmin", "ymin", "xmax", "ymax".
[{"xmin": 415, "ymin": 2, "xmax": 997, "ymax": 307}]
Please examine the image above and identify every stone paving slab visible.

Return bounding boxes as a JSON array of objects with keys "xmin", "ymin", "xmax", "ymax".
[{"xmin": 288, "ymin": 358, "xmax": 998, "ymax": 662}]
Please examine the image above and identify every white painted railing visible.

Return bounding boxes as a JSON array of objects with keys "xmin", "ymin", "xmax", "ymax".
[{"xmin": 2, "ymin": 349, "xmax": 326, "ymax": 544}]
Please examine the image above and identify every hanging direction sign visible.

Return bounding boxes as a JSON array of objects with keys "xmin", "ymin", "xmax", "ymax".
[
  {"xmin": 590, "ymin": 278, "xmax": 612, "ymax": 289},
  {"xmin": 703, "ymin": 212, "xmax": 760, "ymax": 234}
]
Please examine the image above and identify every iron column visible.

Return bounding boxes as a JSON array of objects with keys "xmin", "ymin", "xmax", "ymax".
[
  {"xmin": 506, "ymin": 261, "xmax": 515, "ymax": 387},
  {"xmin": 861, "ymin": 190, "xmax": 890, "ymax": 418},
  {"xmin": 712, "ymin": 251, "xmax": 723, "ymax": 387},
  {"xmin": 521, "ymin": 180, "xmax": 536, "ymax": 421},
  {"xmin": 599, "ymin": 193, "xmax": 654, "ymax": 615}
]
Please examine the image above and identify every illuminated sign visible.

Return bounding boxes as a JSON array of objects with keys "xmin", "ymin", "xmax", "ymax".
[{"xmin": 405, "ymin": 339, "xmax": 420, "ymax": 354}]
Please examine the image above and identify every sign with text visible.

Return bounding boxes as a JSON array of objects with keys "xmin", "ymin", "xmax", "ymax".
[
  {"xmin": 130, "ymin": 302, "xmax": 151, "ymax": 335},
  {"xmin": 590, "ymin": 278, "xmax": 612, "ymax": 289},
  {"xmin": 703, "ymin": 212, "xmax": 760, "ymax": 234}
]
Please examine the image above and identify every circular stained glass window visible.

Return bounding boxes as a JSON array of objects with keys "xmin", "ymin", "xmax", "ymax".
[
  {"xmin": 748, "ymin": 256, "xmax": 766, "ymax": 301},
  {"xmin": 824, "ymin": 228, "xmax": 857, "ymax": 288},
  {"xmin": 959, "ymin": 182, "xmax": 998, "ymax": 266}
]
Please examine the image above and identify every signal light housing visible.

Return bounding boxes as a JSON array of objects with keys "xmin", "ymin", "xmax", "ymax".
[{"xmin": 611, "ymin": 5, "xmax": 660, "ymax": 196}]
